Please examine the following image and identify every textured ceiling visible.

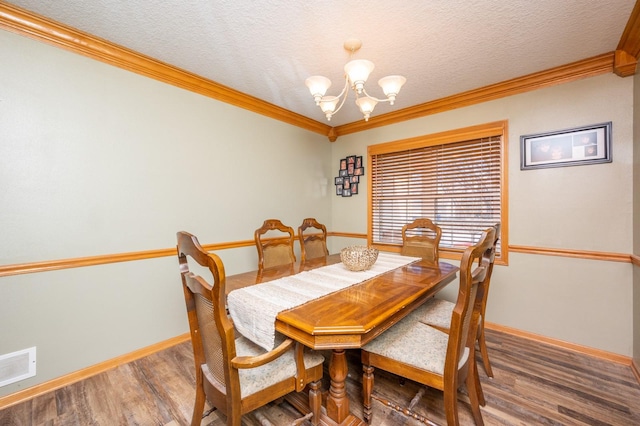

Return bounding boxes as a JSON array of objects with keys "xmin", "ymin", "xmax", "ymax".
[{"xmin": 5, "ymin": 0, "xmax": 637, "ymax": 126}]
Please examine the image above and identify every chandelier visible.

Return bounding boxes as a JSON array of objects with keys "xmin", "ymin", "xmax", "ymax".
[{"xmin": 305, "ymin": 39, "xmax": 407, "ymax": 122}]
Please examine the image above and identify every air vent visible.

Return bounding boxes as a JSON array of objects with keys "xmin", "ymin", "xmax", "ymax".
[{"xmin": 0, "ymin": 347, "xmax": 36, "ymax": 387}]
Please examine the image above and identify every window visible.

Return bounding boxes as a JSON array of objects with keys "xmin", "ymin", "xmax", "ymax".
[{"xmin": 369, "ymin": 121, "xmax": 507, "ymax": 262}]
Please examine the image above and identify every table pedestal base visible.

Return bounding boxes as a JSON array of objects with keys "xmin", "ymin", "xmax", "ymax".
[{"xmin": 286, "ymin": 392, "xmax": 365, "ymax": 426}]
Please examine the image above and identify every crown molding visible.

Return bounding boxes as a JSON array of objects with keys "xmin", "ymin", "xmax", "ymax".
[
  {"xmin": 615, "ymin": 2, "xmax": 640, "ymax": 76},
  {"xmin": 617, "ymin": 0, "xmax": 640, "ymax": 58},
  {"xmin": 0, "ymin": 3, "xmax": 624, "ymax": 143},
  {"xmin": 0, "ymin": 3, "xmax": 332, "ymax": 137},
  {"xmin": 333, "ymin": 53, "xmax": 615, "ymax": 138}
]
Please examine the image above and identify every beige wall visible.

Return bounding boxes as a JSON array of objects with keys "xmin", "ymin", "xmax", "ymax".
[
  {"xmin": 331, "ymin": 73, "xmax": 634, "ymax": 356},
  {"xmin": 0, "ymin": 29, "xmax": 331, "ymax": 397}
]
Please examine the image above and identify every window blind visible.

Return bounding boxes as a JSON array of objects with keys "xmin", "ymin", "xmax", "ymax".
[{"xmin": 371, "ymin": 136, "xmax": 503, "ymax": 255}]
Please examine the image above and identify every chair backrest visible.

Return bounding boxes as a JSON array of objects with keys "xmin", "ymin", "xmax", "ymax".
[
  {"xmin": 176, "ymin": 231, "xmax": 239, "ymax": 417},
  {"xmin": 446, "ymin": 226, "xmax": 496, "ymax": 378},
  {"xmin": 474, "ymin": 222, "xmax": 500, "ymax": 321},
  {"xmin": 401, "ymin": 218, "xmax": 442, "ymax": 265},
  {"xmin": 298, "ymin": 218, "xmax": 329, "ymax": 262},
  {"xmin": 255, "ymin": 219, "xmax": 296, "ymax": 269}
]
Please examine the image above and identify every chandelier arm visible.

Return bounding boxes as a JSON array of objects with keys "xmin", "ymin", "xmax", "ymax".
[
  {"xmin": 360, "ymin": 88, "xmax": 392, "ymax": 103},
  {"xmin": 326, "ymin": 77, "xmax": 350, "ymax": 117},
  {"xmin": 333, "ymin": 76, "xmax": 349, "ymax": 100},
  {"xmin": 331, "ymin": 84, "xmax": 350, "ymax": 116}
]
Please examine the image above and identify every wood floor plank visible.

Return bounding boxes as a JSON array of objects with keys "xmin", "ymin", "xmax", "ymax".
[
  {"xmin": 1, "ymin": 329, "xmax": 639, "ymax": 425},
  {"xmin": 29, "ymin": 393, "xmax": 55, "ymax": 425}
]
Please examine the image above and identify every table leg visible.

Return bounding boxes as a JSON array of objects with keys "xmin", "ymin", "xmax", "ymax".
[
  {"xmin": 326, "ymin": 349, "xmax": 350, "ymax": 423},
  {"xmin": 287, "ymin": 348, "xmax": 365, "ymax": 426},
  {"xmin": 285, "ymin": 348, "xmax": 365, "ymax": 426}
]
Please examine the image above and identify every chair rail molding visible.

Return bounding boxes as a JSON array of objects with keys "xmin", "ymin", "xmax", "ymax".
[{"xmin": 0, "ymin": 240, "xmax": 633, "ymax": 278}]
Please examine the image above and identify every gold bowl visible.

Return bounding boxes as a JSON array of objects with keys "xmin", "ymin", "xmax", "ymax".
[{"xmin": 340, "ymin": 246, "xmax": 379, "ymax": 272}]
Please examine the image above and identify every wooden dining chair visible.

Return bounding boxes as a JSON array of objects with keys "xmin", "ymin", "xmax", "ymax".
[
  {"xmin": 413, "ymin": 223, "xmax": 500, "ymax": 378},
  {"xmin": 254, "ymin": 219, "xmax": 296, "ymax": 269},
  {"xmin": 298, "ymin": 218, "xmax": 329, "ymax": 262},
  {"xmin": 401, "ymin": 218, "xmax": 442, "ymax": 266},
  {"xmin": 177, "ymin": 231, "xmax": 324, "ymax": 426},
  {"xmin": 361, "ymin": 226, "xmax": 496, "ymax": 426}
]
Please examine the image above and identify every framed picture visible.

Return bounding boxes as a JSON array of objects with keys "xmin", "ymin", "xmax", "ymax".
[
  {"xmin": 520, "ymin": 122, "xmax": 612, "ymax": 170},
  {"xmin": 335, "ymin": 154, "xmax": 364, "ymax": 197}
]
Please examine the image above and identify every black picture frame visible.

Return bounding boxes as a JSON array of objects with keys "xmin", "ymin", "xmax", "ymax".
[
  {"xmin": 520, "ymin": 122, "xmax": 612, "ymax": 170},
  {"xmin": 335, "ymin": 177, "xmax": 343, "ymax": 185}
]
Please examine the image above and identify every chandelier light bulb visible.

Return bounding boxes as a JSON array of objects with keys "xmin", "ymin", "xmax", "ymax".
[
  {"xmin": 344, "ymin": 59, "xmax": 374, "ymax": 94},
  {"xmin": 355, "ymin": 97, "xmax": 378, "ymax": 121},
  {"xmin": 378, "ymin": 75, "xmax": 407, "ymax": 105},
  {"xmin": 305, "ymin": 76, "xmax": 332, "ymax": 105},
  {"xmin": 320, "ymin": 96, "xmax": 340, "ymax": 121}
]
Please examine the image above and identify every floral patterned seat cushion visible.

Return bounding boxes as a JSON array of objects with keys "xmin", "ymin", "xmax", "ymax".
[
  {"xmin": 413, "ymin": 297, "xmax": 455, "ymax": 329},
  {"xmin": 235, "ymin": 336, "xmax": 324, "ymax": 397},
  {"xmin": 362, "ymin": 313, "xmax": 468, "ymax": 375}
]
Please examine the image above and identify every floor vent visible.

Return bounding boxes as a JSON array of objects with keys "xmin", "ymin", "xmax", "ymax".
[{"xmin": 0, "ymin": 347, "xmax": 36, "ymax": 387}]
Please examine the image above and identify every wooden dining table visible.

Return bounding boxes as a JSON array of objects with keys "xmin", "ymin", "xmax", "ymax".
[{"xmin": 225, "ymin": 253, "xmax": 458, "ymax": 426}]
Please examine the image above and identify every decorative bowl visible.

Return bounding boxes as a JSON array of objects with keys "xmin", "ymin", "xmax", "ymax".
[{"xmin": 340, "ymin": 246, "xmax": 379, "ymax": 271}]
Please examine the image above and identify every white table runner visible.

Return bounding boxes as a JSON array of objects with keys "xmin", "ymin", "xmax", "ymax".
[{"xmin": 227, "ymin": 252, "xmax": 421, "ymax": 351}]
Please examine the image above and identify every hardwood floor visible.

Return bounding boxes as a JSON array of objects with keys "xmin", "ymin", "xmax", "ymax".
[{"xmin": 1, "ymin": 329, "xmax": 639, "ymax": 426}]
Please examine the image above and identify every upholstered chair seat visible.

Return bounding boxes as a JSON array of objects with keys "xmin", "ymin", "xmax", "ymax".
[
  {"xmin": 413, "ymin": 298, "xmax": 455, "ymax": 330},
  {"xmin": 232, "ymin": 336, "xmax": 324, "ymax": 397},
  {"xmin": 362, "ymin": 312, "xmax": 469, "ymax": 377}
]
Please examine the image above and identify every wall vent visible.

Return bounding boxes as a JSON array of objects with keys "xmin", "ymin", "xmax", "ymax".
[{"xmin": 0, "ymin": 347, "xmax": 36, "ymax": 387}]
